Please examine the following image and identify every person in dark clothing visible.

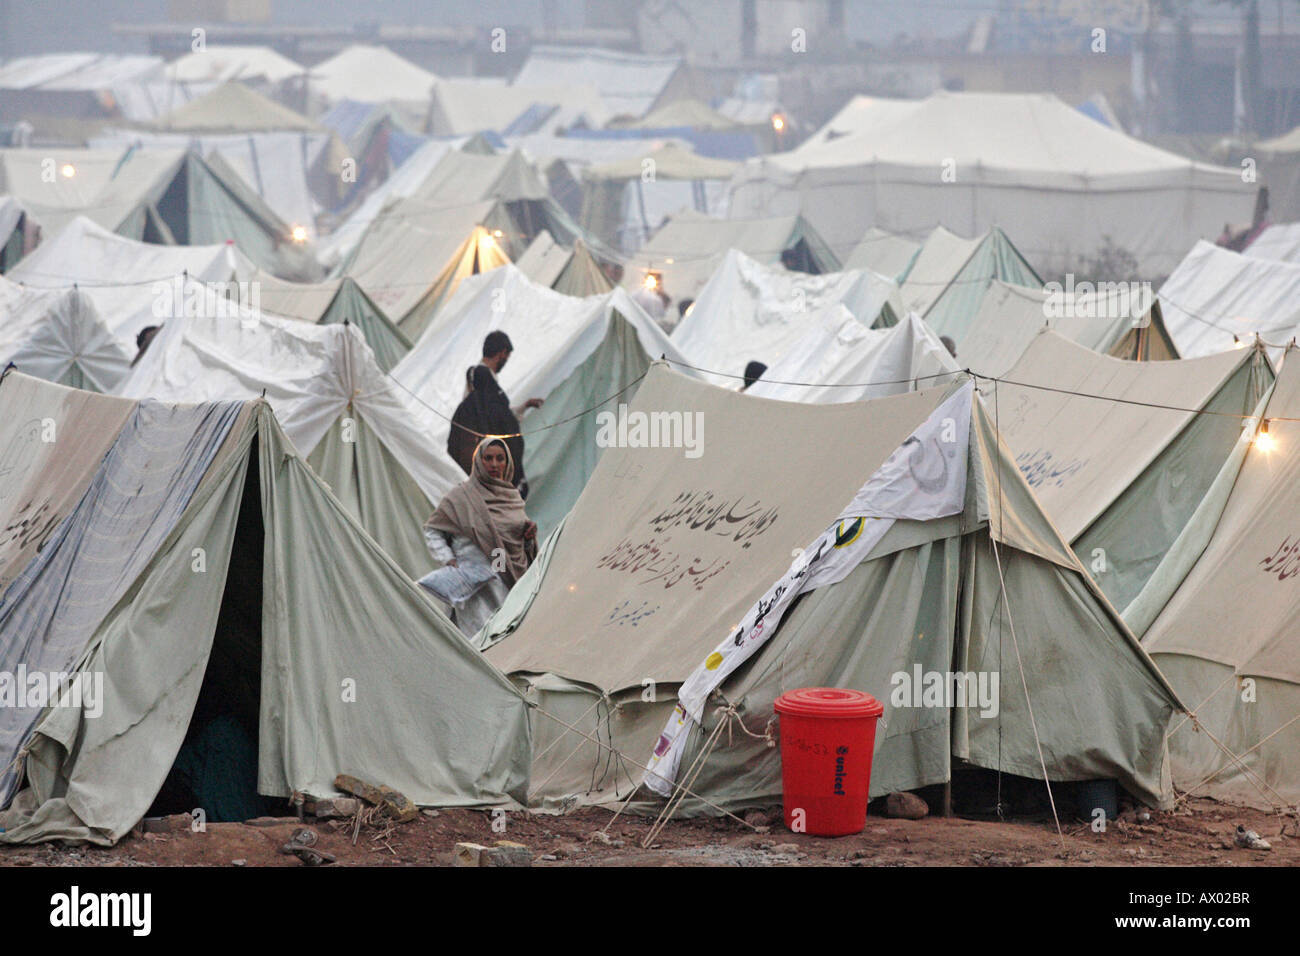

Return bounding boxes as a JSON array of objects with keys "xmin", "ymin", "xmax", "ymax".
[
  {"xmin": 741, "ymin": 360, "xmax": 768, "ymax": 391},
  {"xmin": 447, "ymin": 331, "xmax": 544, "ymax": 497}
]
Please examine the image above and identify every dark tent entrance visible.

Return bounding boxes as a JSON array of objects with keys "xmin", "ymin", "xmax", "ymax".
[{"xmin": 148, "ymin": 442, "xmax": 278, "ymax": 823}]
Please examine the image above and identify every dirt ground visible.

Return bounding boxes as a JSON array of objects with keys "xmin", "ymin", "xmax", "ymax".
[{"xmin": 1, "ymin": 797, "xmax": 1296, "ymax": 867}]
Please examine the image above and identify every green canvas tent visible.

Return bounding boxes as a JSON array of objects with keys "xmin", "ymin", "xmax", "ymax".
[
  {"xmin": 1124, "ymin": 348, "xmax": 1300, "ymax": 809},
  {"xmin": 960, "ymin": 279, "xmax": 1179, "ymax": 378},
  {"xmin": 477, "ymin": 364, "xmax": 1185, "ymax": 815},
  {"xmin": 990, "ymin": 332, "xmax": 1271, "ymax": 611},
  {"xmin": 0, "ymin": 371, "xmax": 530, "ymax": 845},
  {"xmin": 899, "ymin": 226, "xmax": 1040, "ymax": 342},
  {"xmin": 148, "ymin": 151, "xmax": 323, "ymax": 281}
]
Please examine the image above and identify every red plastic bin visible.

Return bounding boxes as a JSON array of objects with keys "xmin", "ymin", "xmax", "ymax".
[{"xmin": 773, "ymin": 687, "xmax": 884, "ymax": 836}]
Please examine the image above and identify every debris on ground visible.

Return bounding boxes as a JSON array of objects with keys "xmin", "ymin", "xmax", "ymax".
[
  {"xmin": 1234, "ymin": 825, "xmax": 1272, "ymax": 850},
  {"xmin": 333, "ymin": 775, "xmax": 419, "ymax": 823}
]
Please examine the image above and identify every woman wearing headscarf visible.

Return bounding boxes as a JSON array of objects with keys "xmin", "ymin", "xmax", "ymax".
[{"xmin": 418, "ymin": 437, "xmax": 537, "ymax": 637}]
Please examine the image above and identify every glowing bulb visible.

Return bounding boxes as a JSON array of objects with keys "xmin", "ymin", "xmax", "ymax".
[
  {"xmin": 492, "ymin": 229, "xmax": 504, "ymax": 238},
  {"xmin": 1255, "ymin": 419, "xmax": 1276, "ymax": 452},
  {"xmin": 290, "ymin": 224, "xmax": 308, "ymax": 243},
  {"xmin": 771, "ymin": 113, "xmax": 786, "ymax": 132},
  {"xmin": 60, "ymin": 163, "xmax": 76, "ymax": 178},
  {"xmin": 1233, "ymin": 335, "xmax": 1246, "ymax": 349},
  {"xmin": 643, "ymin": 273, "xmax": 659, "ymax": 291}
]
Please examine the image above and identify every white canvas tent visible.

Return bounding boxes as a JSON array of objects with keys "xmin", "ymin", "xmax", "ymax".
[
  {"xmin": 428, "ymin": 80, "xmax": 610, "ymax": 137},
  {"xmin": 314, "ymin": 137, "xmax": 462, "ymax": 270},
  {"xmin": 989, "ymin": 332, "xmax": 1271, "ymax": 610},
  {"xmin": 164, "ymin": 46, "xmax": 304, "ymax": 85},
  {"xmin": 511, "ymin": 46, "xmax": 692, "ymax": 120},
  {"xmin": 1245, "ymin": 222, "xmax": 1300, "ymax": 263},
  {"xmin": 844, "ymin": 226, "xmax": 922, "ymax": 281},
  {"xmin": 477, "ymin": 364, "xmax": 1185, "ymax": 814},
  {"xmin": 308, "ymin": 45, "xmax": 437, "ymax": 109},
  {"xmin": 626, "ymin": 209, "xmax": 840, "ymax": 304},
  {"xmin": 726, "ymin": 90, "xmax": 1256, "ymax": 276},
  {"xmin": 1158, "ymin": 240, "xmax": 1300, "ymax": 359},
  {"xmin": 117, "ymin": 291, "xmax": 461, "ymax": 577},
  {"xmin": 0, "ymin": 276, "xmax": 130, "ymax": 391},
  {"xmin": 579, "ymin": 143, "xmax": 737, "ymax": 254},
  {"xmin": 669, "ymin": 249, "xmax": 903, "ymax": 382},
  {"xmin": 1125, "ymin": 349, "xmax": 1300, "ymax": 809},
  {"xmin": 0, "ymin": 370, "xmax": 530, "ymax": 844}
]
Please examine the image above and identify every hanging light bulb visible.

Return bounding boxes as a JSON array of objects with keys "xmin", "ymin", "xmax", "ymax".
[
  {"xmin": 1233, "ymin": 334, "xmax": 1246, "ymax": 349},
  {"xmin": 1256, "ymin": 419, "xmax": 1276, "ymax": 452}
]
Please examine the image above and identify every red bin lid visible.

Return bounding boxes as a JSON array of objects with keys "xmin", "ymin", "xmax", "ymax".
[{"xmin": 773, "ymin": 687, "xmax": 883, "ymax": 719}]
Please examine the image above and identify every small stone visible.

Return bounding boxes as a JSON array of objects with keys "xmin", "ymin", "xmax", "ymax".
[
  {"xmin": 421, "ymin": 808, "xmax": 440, "ymax": 818},
  {"xmin": 885, "ymin": 792, "xmax": 929, "ymax": 820},
  {"xmin": 231, "ymin": 859, "xmax": 246, "ymax": 867},
  {"xmin": 588, "ymin": 830, "xmax": 612, "ymax": 845},
  {"xmin": 483, "ymin": 841, "xmax": 533, "ymax": 867},
  {"xmin": 771, "ymin": 843, "xmax": 799, "ymax": 854},
  {"xmin": 539, "ymin": 854, "xmax": 557, "ymax": 861},
  {"xmin": 454, "ymin": 842, "xmax": 487, "ymax": 867},
  {"xmin": 757, "ymin": 841, "xmax": 773, "ymax": 850},
  {"xmin": 851, "ymin": 848, "xmax": 872, "ymax": 859}
]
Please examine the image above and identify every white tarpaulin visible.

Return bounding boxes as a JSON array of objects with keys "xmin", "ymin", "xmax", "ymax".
[
  {"xmin": 669, "ymin": 249, "xmax": 901, "ymax": 383},
  {"xmin": 1159, "ymin": 240, "xmax": 1300, "ymax": 359},
  {"xmin": 747, "ymin": 310, "xmax": 961, "ymax": 403},
  {"xmin": 0, "ymin": 276, "xmax": 130, "ymax": 391}
]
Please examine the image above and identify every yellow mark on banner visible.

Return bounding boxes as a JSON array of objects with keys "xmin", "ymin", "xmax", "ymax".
[
  {"xmin": 705, "ymin": 652, "xmax": 723, "ymax": 670},
  {"xmin": 834, "ymin": 518, "xmax": 864, "ymax": 548}
]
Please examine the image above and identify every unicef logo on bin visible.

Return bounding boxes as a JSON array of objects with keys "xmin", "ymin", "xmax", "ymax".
[{"xmin": 833, "ymin": 745, "xmax": 849, "ymax": 796}]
